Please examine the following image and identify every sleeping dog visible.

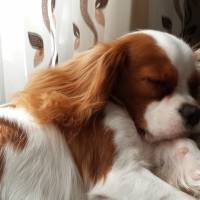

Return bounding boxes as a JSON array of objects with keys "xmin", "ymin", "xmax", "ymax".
[{"xmin": 0, "ymin": 30, "xmax": 200, "ymax": 199}]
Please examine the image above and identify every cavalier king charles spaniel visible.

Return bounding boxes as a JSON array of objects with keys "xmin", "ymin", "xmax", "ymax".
[{"xmin": 0, "ymin": 30, "xmax": 200, "ymax": 199}]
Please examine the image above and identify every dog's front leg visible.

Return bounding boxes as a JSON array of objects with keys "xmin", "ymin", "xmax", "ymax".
[{"xmin": 88, "ymin": 166, "xmax": 195, "ymax": 200}]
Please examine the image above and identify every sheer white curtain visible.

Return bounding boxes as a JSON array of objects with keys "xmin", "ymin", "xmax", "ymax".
[
  {"xmin": 0, "ymin": 0, "xmax": 57, "ymax": 102},
  {"xmin": 0, "ymin": 0, "xmax": 184, "ymax": 103}
]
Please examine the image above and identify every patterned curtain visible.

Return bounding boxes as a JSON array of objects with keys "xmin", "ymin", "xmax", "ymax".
[{"xmin": 0, "ymin": 0, "xmax": 199, "ymax": 103}]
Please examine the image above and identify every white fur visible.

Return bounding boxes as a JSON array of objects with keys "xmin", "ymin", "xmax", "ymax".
[
  {"xmin": 144, "ymin": 94, "xmax": 195, "ymax": 142},
  {"xmin": 89, "ymin": 103, "xmax": 195, "ymax": 200},
  {"xmin": 154, "ymin": 138, "xmax": 200, "ymax": 197},
  {"xmin": 0, "ymin": 107, "xmax": 86, "ymax": 200}
]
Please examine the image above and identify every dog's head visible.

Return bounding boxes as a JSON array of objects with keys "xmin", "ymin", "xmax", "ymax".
[
  {"xmin": 83, "ymin": 30, "xmax": 200, "ymax": 142},
  {"xmin": 19, "ymin": 30, "xmax": 200, "ymax": 143},
  {"xmin": 114, "ymin": 30, "xmax": 200, "ymax": 142}
]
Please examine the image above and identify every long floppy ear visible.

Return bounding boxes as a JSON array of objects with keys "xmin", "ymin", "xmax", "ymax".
[
  {"xmin": 15, "ymin": 42, "xmax": 127, "ymax": 125},
  {"xmin": 73, "ymin": 43, "xmax": 126, "ymax": 113}
]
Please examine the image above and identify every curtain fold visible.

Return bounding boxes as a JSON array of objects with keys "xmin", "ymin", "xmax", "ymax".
[
  {"xmin": 0, "ymin": 38, "xmax": 5, "ymax": 104},
  {"xmin": 0, "ymin": 0, "xmax": 199, "ymax": 103}
]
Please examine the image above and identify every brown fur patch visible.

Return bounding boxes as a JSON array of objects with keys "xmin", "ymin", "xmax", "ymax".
[
  {"xmin": 0, "ymin": 118, "xmax": 27, "ymax": 150},
  {"xmin": 0, "ymin": 118, "xmax": 27, "ymax": 181},
  {"xmin": 58, "ymin": 114, "xmax": 115, "ymax": 184}
]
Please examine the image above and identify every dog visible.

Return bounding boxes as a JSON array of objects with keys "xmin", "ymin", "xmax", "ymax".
[{"xmin": 0, "ymin": 30, "xmax": 200, "ymax": 199}]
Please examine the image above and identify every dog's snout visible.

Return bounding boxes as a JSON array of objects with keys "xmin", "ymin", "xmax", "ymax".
[{"xmin": 179, "ymin": 104, "xmax": 200, "ymax": 127}]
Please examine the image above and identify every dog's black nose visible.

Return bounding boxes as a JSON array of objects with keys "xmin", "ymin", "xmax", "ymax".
[{"xmin": 179, "ymin": 104, "xmax": 200, "ymax": 127}]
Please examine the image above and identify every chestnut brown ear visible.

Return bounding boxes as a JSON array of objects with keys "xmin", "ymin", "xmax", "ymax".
[
  {"xmin": 66, "ymin": 42, "xmax": 127, "ymax": 124},
  {"xmin": 81, "ymin": 43, "xmax": 126, "ymax": 110},
  {"xmin": 15, "ymin": 42, "xmax": 127, "ymax": 125}
]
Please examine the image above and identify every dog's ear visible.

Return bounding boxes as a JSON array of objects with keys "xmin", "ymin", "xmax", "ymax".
[
  {"xmin": 16, "ymin": 42, "xmax": 127, "ymax": 125},
  {"xmin": 66, "ymin": 42, "xmax": 127, "ymax": 123}
]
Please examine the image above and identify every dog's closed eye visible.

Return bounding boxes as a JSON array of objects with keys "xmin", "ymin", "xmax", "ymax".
[
  {"xmin": 143, "ymin": 77, "xmax": 173, "ymax": 95},
  {"xmin": 144, "ymin": 77, "xmax": 166, "ymax": 85}
]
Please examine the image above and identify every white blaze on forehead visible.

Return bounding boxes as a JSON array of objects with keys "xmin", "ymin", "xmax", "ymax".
[{"xmin": 141, "ymin": 30, "xmax": 194, "ymax": 70}]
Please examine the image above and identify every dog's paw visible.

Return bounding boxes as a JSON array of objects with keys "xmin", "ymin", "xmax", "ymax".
[
  {"xmin": 178, "ymin": 146, "xmax": 200, "ymax": 198},
  {"xmin": 167, "ymin": 139, "xmax": 200, "ymax": 198},
  {"xmin": 154, "ymin": 138, "xmax": 200, "ymax": 198}
]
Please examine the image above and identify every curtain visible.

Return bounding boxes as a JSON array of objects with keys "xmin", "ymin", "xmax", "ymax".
[{"xmin": 0, "ymin": 0, "xmax": 199, "ymax": 103}]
